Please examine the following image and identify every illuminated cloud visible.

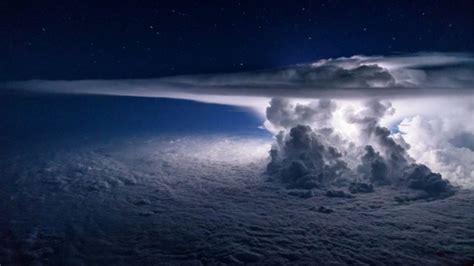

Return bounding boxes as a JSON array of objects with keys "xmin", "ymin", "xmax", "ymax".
[
  {"xmin": 265, "ymin": 99, "xmax": 455, "ymax": 196},
  {"xmin": 2, "ymin": 52, "xmax": 473, "ymax": 189},
  {"xmin": 3, "ymin": 53, "xmax": 473, "ymax": 104}
]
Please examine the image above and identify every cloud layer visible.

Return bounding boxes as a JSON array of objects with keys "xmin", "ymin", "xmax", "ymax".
[
  {"xmin": 2, "ymin": 52, "xmax": 473, "ymax": 189},
  {"xmin": 3, "ymin": 53, "xmax": 473, "ymax": 103},
  {"xmin": 2, "ymin": 134, "xmax": 474, "ymax": 265}
]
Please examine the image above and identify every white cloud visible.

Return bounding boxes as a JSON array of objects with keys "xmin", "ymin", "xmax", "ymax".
[
  {"xmin": 264, "ymin": 98, "xmax": 474, "ymax": 190},
  {"xmin": 2, "ymin": 52, "xmax": 473, "ymax": 188},
  {"xmin": 3, "ymin": 53, "xmax": 473, "ymax": 105},
  {"xmin": 398, "ymin": 115, "xmax": 474, "ymax": 188}
]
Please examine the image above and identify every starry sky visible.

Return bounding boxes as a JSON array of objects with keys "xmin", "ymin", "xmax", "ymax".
[{"xmin": 1, "ymin": 0, "xmax": 473, "ymax": 81}]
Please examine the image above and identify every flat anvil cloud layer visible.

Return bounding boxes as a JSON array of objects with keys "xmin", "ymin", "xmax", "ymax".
[{"xmin": 3, "ymin": 53, "xmax": 474, "ymax": 101}]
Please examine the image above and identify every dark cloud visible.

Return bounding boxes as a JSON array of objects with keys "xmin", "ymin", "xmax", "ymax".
[
  {"xmin": 404, "ymin": 164, "xmax": 454, "ymax": 197},
  {"xmin": 267, "ymin": 125, "xmax": 349, "ymax": 189},
  {"xmin": 350, "ymin": 106, "xmax": 454, "ymax": 196},
  {"xmin": 316, "ymin": 206, "xmax": 334, "ymax": 214},
  {"xmin": 180, "ymin": 63, "xmax": 395, "ymax": 89},
  {"xmin": 325, "ymin": 189, "xmax": 354, "ymax": 198},
  {"xmin": 348, "ymin": 182, "xmax": 375, "ymax": 194},
  {"xmin": 357, "ymin": 145, "xmax": 390, "ymax": 185}
]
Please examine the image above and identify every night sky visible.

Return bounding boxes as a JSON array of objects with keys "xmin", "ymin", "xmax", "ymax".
[
  {"xmin": 1, "ymin": 0, "xmax": 472, "ymax": 81},
  {"xmin": 2, "ymin": 2, "xmax": 474, "ymax": 265}
]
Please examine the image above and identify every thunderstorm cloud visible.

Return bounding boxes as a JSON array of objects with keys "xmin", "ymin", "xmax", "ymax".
[
  {"xmin": 2, "ymin": 52, "xmax": 474, "ymax": 265},
  {"xmin": 2, "ymin": 52, "xmax": 473, "ymax": 189}
]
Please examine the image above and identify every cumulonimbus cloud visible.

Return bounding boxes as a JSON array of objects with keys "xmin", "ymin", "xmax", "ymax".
[{"xmin": 2, "ymin": 52, "xmax": 473, "ymax": 189}]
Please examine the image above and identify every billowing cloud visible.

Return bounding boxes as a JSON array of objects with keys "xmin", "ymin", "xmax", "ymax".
[
  {"xmin": 2, "ymin": 52, "xmax": 472, "ymax": 190},
  {"xmin": 398, "ymin": 116, "xmax": 474, "ymax": 188},
  {"xmin": 264, "ymin": 98, "xmax": 336, "ymax": 131},
  {"xmin": 267, "ymin": 124, "xmax": 350, "ymax": 189},
  {"xmin": 265, "ymin": 98, "xmax": 455, "ymax": 197}
]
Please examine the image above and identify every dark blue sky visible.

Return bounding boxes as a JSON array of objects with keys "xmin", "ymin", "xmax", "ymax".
[
  {"xmin": 1, "ymin": 0, "xmax": 473, "ymax": 81},
  {"xmin": 0, "ymin": 92, "xmax": 268, "ymax": 147}
]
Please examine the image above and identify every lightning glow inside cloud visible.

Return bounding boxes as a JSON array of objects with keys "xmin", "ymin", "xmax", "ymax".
[{"xmin": 2, "ymin": 52, "xmax": 473, "ymax": 188}]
